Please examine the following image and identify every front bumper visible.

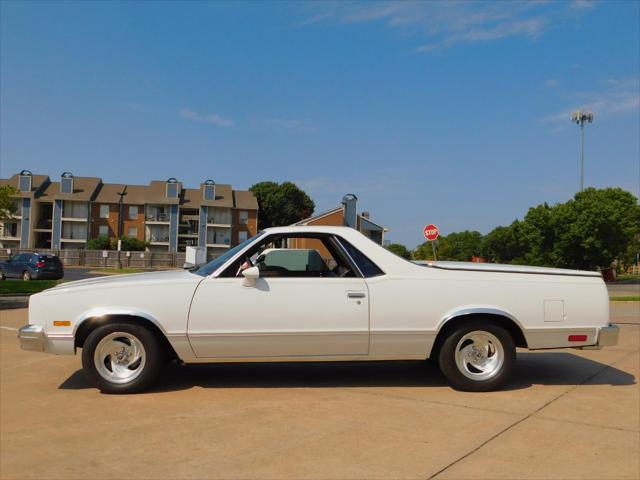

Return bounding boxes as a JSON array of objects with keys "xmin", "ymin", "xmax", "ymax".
[{"xmin": 17, "ymin": 325, "xmax": 74, "ymax": 355}]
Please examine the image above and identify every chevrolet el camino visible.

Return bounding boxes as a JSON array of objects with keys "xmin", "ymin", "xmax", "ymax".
[{"xmin": 18, "ymin": 226, "xmax": 618, "ymax": 393}]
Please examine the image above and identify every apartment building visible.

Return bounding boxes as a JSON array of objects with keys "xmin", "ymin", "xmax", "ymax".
[{"xmin": 0, "ymin": 171, "xmax": 258, "ymax": 259}]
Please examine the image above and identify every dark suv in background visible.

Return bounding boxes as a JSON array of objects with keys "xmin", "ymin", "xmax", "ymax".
[{"xmin": 0, "ymin": 253, "xmax": 64, "ymax": 281}]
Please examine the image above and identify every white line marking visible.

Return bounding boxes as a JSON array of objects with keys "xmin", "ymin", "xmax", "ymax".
[{"xmin": 0, "ymin": 326, "xmax": 18, "ymax": 331}]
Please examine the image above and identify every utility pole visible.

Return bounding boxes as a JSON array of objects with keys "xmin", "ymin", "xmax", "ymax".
[
  {"xmin": 571, "ymin": 110, "xmax": 594, "ymax": 192},
  {"xmin": 116, "ymin": 186, "xmax": 128, "ymax": 269}
]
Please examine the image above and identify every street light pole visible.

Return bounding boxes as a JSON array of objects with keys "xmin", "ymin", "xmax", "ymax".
[
  {"xmin": 116, "ymin": 186, "xmax": 128, "ymax": 269},
  {"xmin": 571, "ymin": 110, "xmax": 594, "ymax": 192}
]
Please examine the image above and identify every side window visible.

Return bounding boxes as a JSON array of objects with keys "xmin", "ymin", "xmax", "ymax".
[
  {"xmin": 337, "ymin": 238, "xmax": 385, "ymax": 278},
  {"xmin": 223, "ymin": 234, "xmax": 357, "ymax": 278}
]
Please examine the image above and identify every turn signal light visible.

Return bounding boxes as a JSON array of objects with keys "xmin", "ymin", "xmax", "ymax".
[
  {"xmin": 53, "ymin": 321, "xmax": 71, "ymax": 327},
  {"xmin": 568, "ymin": 335, "xmax": 587, "ymax": 342}
]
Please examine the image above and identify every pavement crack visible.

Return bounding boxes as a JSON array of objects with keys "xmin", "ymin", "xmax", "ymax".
[{"xmin": 426, "ymin": 350, "xmax": 638, "ymax": 480}]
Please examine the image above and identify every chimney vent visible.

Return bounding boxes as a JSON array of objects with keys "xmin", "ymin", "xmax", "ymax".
[{"xmin": 342, "ymin": 194, "xmax": 358, "ymax": 229}]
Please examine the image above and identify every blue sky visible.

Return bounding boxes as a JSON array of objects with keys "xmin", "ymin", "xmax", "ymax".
[{"xmin": 1, "ymin": 0, "xmax": 638, "ymax": 247}]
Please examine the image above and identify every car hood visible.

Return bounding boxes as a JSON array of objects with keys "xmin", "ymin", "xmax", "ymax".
[{"xmin": 44, "ymin": 269, "xmax": 202, "ymax": 293}]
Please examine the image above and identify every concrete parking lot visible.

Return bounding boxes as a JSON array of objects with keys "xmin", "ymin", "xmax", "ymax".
[{"xmin": 1, "ymin": 304, "xmax": 638, "ymax": 479}]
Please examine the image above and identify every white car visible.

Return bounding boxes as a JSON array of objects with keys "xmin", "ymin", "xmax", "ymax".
[{"xmin": 18, "ymin": 226, "xmax": 618, "ymax": 393}]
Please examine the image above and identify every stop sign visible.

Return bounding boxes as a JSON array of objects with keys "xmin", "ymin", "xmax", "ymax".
[{"xmin": 423, "ymin": 224, "xmax": 439, "ymax": 241}]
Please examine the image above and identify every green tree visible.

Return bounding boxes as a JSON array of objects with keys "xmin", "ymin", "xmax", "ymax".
[
  {"xmin": 386, "ymin": 243, "xmax": 412, "ymax": 260},
  {"xmin": 87, "ymin": 235, "xmax": 112, "ymax": 250},
  {"xmin": 118, "ymin": 236, "xmax": 147, "ymax": 251},
  {"xmin": 480, "ymin": 221, "xmax": 527, "ymax": 264},
  {"xmin": 549, "ymin": 188, "xmax": 640, "ymax": 270},
  {"xmin": 0, "ymin": 185, "xmax": 19, "ymax": 221},
  {"xmin": 250, "ymin": 181, "xmax": 315, "ymax": 229},
  {"xmin": 414, "ymin": 230, "xmax": 483, "ymax": 261},
  {"xmin": 439, "ymin": 230, "xmax": 483, "ymax": 261}
]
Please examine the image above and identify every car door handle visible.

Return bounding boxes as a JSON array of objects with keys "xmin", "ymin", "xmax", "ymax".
[{"xmin": 347, "ymin": 292, "xmax": 366, "ymax": 299}]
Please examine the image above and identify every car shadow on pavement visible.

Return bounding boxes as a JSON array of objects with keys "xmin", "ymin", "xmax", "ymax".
[{"xmin": 58, "ymin": 351, "xmax": 635, "ymax": 393}]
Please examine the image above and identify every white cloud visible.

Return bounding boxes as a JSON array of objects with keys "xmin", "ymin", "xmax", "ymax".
[
  {"xmin": 300, "ymin": 1, "xmax": 589, "ymax": 52},
  {"xmin": 543, "ymin": 76, "xmax": 640, "ymax": 130},
  {"xmin": 544, "ymin": 79, "xmax": 559, "ymax": 88},
  {"xmin": 179, "ymin": 108, "xmax": 234, "ymax": 127}
]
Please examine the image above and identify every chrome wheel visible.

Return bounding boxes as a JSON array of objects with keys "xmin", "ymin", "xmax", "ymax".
[
  {"xmin": 93, "ymin": 332, "xmax": 146, "ymax": 384},
  {"xmin": 454, "ymin": 331, "xmax": 504, "ymax": 381}
]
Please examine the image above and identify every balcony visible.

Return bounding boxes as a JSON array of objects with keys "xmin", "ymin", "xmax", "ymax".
[
  {"xmin": 35, "ymin": 218, "xmax": 52, "ymax": 230},
  {"xmin": 148, "ymin": 235, "xmax": 170, "ymax": 244},
  {"xmin": 146, "ymin": 213, "xmax": 170, "ymax": 223}
]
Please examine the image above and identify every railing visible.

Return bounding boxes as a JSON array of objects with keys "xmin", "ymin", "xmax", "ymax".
[
  {"xmin": 0, "ymin": 248, "xmax": 187, "ymax": 269},
  {"xmin": 146, "ymin": 213, "xmax": 170, "ymax": 222},
  {"xmin": 35, "ymin": 218, "xmax": 52, "ymax": 229}
]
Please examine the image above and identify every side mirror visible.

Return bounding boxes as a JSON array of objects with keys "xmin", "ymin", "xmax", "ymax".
[{"xmin": 242, "ymin": 266, "xmax": 260, "ymax": 287}]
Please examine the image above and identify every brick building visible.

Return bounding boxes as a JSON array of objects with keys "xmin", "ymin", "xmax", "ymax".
[{"xmin": 0, "ymin": 171, "xmax": 258, "ymax": 259}]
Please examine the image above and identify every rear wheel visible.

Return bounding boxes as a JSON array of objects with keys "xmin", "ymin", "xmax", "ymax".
[
  {"xmin": 438, "ymin": 322, "xmax": 515, "ymax": 392},
  {"xmin": 81, "ymin": 323, "xmax": 165, "ymax": 394},
  {"xmin": 22, "ymin": 270, "xmax": 31, "ymax": 281},
  {"xmin": 0, "ymin": 270, "xmax": 5, "ymax": 280}
]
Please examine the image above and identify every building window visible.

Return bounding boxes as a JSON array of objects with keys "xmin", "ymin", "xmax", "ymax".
[
  {"xmin": 61, "ymin": 172, "xmax": 74, "ymax": 194},
  {"xmin": 202, "ymin": 179, "xmax": 215, "ymax": 201},
  {"xmin": 128, "ymin": 205, "xmax": 138, "ymax": 220},
  {"xmin": 239, "ymin": 211, "xmax": 248, "ymax": 225},
  {"xmin": 127, "ymin": 226, "xmax": 138, "ymax": 238},
  {"xmin": 203, "ymin": 185, "xmax": 215, "ymax": 201},
  {"xmin": 19, "ymin": 170, "xmax": 32, "ymax": 192},
  {"xmin": 166, "ymin": 178, "xmax": 178, "ymax": 198},
  {"xmin": 99, "ymin": 225, "xmax": 109, "ymax": 237},
  {"xmin": 99, "ymin": 205, "xmax": 109, "ymax": 219},
  {"xmin": 238, "ymin": 231, "xmax": 248, "ymax": 242}
]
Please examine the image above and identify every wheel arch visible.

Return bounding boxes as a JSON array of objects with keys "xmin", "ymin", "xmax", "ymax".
[
  {"xmin": 74, "ymin": 312, "xmax": 178, "ymax": 360},
  {"xmin": 430, "ymin": 308, "xmax": 527, "ymax": 359}
]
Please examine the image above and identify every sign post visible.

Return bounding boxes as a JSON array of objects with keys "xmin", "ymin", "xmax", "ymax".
[{"xmin": 422, "ymin": 224, "xmax": 440, "ymax": 261}]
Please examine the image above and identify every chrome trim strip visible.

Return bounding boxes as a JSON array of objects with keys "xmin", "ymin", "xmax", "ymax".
[
  {"xmin": 188, "ymin": 330, "xmax": 366, "ymax": 337},
  {"xmin": 427, "ymin": 264, "xmax": 601, "ymax": 278}
]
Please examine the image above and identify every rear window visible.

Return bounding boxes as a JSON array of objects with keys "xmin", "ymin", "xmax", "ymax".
[
  {"xmin": 39, "ymin": 255, "xmax": 62, "ymax": 264},
  {"xmin": 337, "ymin": 238, "xmax": 385, "ymax": 278}
]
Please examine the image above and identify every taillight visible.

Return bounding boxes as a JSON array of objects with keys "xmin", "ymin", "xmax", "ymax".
[
  {"xmin": 568, "ymin": 335, "xmax": 587, "ymax": 342},
  {"xmin": 35, "ymin": 261, "xmax": 45, "ymax": 268}
]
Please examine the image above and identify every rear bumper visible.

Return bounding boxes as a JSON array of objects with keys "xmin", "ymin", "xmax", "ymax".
[
  {"xmin": 17, "ymin": 325, "xmax": 74, "ymax": 355},
  {"xmin": 581, "ymin": 324, "xmax": 620, "ymax": 350},
  {"xmin": 596, "ymin": 324, "xmax": 619, "ymax": 347}
]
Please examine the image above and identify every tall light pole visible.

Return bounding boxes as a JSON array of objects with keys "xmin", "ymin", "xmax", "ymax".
[{"xmin": 571, "ymin": 110, "xmax": 594, "ymax": 192}]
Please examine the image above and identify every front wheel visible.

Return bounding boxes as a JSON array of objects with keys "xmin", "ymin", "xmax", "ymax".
[
  {"xmin": 81, "ymin": 323, "xmax": 165, "ymax": 394},
  {"xmin": 438, "ymin": 322, "xmax": 515, "ymax": 392},
  {"xmin": 22, "ymin": 270, "xmax": 31, "ymax": 281}
]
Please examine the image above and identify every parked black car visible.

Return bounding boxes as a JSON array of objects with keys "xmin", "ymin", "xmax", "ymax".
[{"xmin": 0, "ymin": 253, "xmax": 64, "ymax": 280}]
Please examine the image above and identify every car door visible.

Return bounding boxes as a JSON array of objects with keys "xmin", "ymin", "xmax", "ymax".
[
  {"xmin": 187, "ymin": 238, "xmax": 370, "ymax": 358},
  {"xmin": 7, "ymin": 254, "xmax": 25, "ymax": 278}
]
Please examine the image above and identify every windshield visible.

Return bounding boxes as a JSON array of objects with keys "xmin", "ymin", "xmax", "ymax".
[{"xmin": 193, "ymin": 233, "xmax": 264, "ymax": 277}]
